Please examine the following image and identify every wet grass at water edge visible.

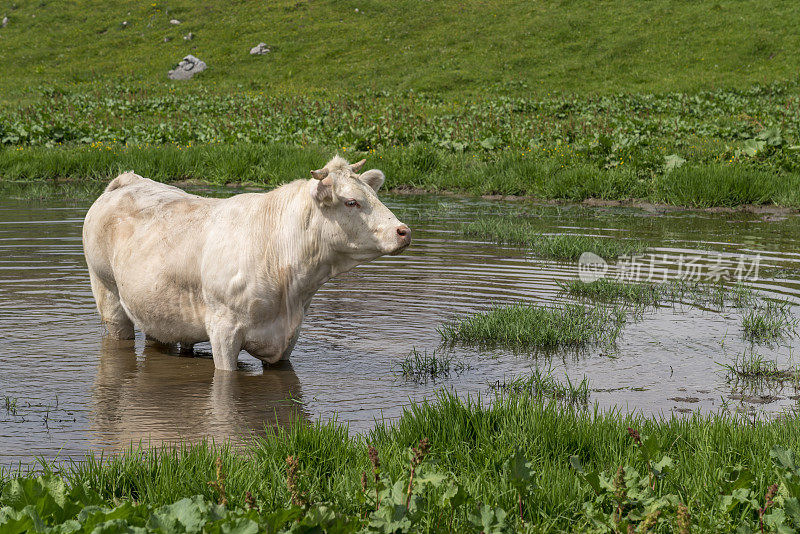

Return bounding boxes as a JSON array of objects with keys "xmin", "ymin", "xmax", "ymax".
[
  {"xmin": 6, "ymin": 390, "xmax": 800, "ymax": 532},
  {"xmin": 563, "ymin": 278, "xmax": 759, "ymax": 311}
]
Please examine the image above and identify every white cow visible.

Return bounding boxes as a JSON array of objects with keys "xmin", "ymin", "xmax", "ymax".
[{"xmin": 82, "ymin": 156, "xmax": 411, "ymax": 370}]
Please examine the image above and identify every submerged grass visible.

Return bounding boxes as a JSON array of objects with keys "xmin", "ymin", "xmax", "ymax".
[
  {"xmin": 489, "ymin": 368, "xmax": 591, "ymax": 406},
  {"xmin": 564, "ymin": 278, "xmax": 758, "ymax": 311},
  {"xmin": 438, "ymin": 302, "xmax": 625, "ymax": 348},
  {"xmin": 398, "ymin": 348, "xmax": 469, "ymax": 383},
  {"xmin": 7, "ymin": 390, "xmax": 800, "ymax": 531},
  {"xmin": 461, "ymin": 217, "xmax": 646, "ymax": 260}
]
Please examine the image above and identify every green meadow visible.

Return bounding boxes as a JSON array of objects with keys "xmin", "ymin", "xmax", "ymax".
[{"xmin": 1, "ymin": 1, "xmax": 800, "ymax": 206}]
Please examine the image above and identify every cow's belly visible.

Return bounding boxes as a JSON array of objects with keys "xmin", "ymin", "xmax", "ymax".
[{"xmin": 118, "ymin": 281, "xmax": 209, "ymax": 344}]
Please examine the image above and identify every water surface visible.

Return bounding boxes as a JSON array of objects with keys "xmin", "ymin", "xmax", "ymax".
[{"xmin": 1, "ymin": 192, "xmax": 799, "ymax": 466}]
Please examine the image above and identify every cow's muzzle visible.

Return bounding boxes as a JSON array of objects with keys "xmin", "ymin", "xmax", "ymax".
[{"xmin": 390, "ymin": 225, "xmax": 412, "ymax": 255}]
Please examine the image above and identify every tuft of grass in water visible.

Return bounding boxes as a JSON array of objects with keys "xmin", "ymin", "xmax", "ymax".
[
  {"xmin": 561, "ymin": 278, "xmax": 661, "ymax": 307},
  {"xmin": 461, "ymin": 216, "xmax": 646, "ymax": 260},
  {"xmin": 742, "ymin": 300, "xmax": 798, "ymax": 342},
  {"xmin": 490, "ymin": 367, "xmax": 590, "ymax": 405},
  {"xmin": 723, "ymin": 352, "xmax": 800, "ymax": 383},
  {"xmin": 438, "ymin": 302, "xmax": 625, "ymax": 348},
  {"xmin": 398, "ymin": 348, "xmax": 469, "ymax": 383},
  {"xmin": 4, "ymin": 396, "xmax": 18, "ymax": 415}
]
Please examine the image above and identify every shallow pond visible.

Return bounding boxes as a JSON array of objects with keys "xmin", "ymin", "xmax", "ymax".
[{"xmin": 2, "ymin": 191, "xmax": 800, "ymax": 466}]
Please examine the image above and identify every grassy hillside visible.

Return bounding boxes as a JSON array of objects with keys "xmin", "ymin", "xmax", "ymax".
[{"xmin": 1, "ymin": 0, "xmax": 799, "ymax": 100}]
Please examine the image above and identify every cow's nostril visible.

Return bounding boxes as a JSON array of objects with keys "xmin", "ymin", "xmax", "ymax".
[{"xmin": 397, "ymin": 225, "xmax": 411, "ymax": 238}]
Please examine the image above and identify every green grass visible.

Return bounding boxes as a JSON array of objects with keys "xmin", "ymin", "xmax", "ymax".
[
  {"xmin": 563, "ymin": 279, "xmax": 799, "ymax": 345},
  {"xmin": 742, "ymin": 300, "xmax": 798, "ymax": 342},
  {"xmin": 461, "ymin": 217, "xmax": 646, "ymax": 260},
  {"xmin": 560, "ymin": 279, "xmax": 663, "ymax": 307},
  {"xmin": 3, "ymin": 83, "xmax": 800, "ymax": 206},
  {"xmin": 1, "ymin": 0, "xmax": 800, "ymax": 101},
  {"xmin": 6, "ymin": 390, "xmax": 800, "ymax": 531},
  {"xmin": 438, "ymin": 302, "xmax": 625, "ymax": 349},
  {"xmin": 723, "ymin": 352, "xmax": 800, "ymax": 383},
  {"xmin": 3, "ymin": 396, "xmax": 17, "ymax": 415},
  {"xmin": 564, "ymin": 279, "xmax": 759, "ymax": 311}
]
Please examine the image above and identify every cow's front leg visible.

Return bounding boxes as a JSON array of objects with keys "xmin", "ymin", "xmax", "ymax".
[{"xmin": 208, "ymin": 319, "xmax": 243, "ymax": 371}]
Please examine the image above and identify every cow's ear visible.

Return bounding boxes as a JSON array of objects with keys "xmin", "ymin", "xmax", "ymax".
[
  {"xmin": 310, "ymin": 175, "xmax": 334, "ymax": 204},
  {"xmin": 359, "ymin": 169, "xmax": 385, "ymax": 192}
]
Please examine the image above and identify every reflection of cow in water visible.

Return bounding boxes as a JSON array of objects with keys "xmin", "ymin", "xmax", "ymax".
[{"xmin": 90, "ymin": 338, "xmax": 305, "ymax": 451}]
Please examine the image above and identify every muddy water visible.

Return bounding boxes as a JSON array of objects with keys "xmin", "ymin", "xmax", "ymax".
[{"xmin": 1, "ymin": 193, "xmax": 800, "ymax": 466}]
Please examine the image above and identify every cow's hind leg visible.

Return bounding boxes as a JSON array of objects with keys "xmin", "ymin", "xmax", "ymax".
[
  {"xmin": 89, "ymin": 271, "xmax": 134, "ymax": 339},
  {"xmin": 208, "ymin": 320, "xmax": 242, "ymax": 371}
]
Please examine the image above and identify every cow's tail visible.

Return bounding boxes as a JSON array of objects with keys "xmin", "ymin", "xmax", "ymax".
[{"xmin": 105, "ymin": 171, "xmax": 141, "ymax": 193}]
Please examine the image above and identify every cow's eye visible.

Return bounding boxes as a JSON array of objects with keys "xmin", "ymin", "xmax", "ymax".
[{"xmin": 345, "ymin": 199, "xmax": 360, "ymax": 208}]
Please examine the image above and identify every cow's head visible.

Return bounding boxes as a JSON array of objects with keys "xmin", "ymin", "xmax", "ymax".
[{"xmin": 308, "ymin": 156, "xmax": 411, "ymax": 261}]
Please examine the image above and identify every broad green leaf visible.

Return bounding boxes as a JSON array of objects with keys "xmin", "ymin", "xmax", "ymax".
[
  {"xmin": 440, "ymin": 482, "xmax": 468, "ymax": 510},
  {"xmin": 507, "ymin": 448, "xmax": 535, "ymax": 493},
  {"xmin": 664, "ymin": 154, "xmax": 686, "ymax": 171},
  {"xmin": 771, "ymin": 446, "xmax": 798, "ymax": 473},
  {"xmin": 0, "ymin": 476, "xmax": 72, "ymax": 522},
  {"xmin": 88, "ymin": 518, "xmax": 147, "ymax": 533},
  {"xmin": 204, "ymin": 516, "xmax": 259, "ymax": 534},
  {"xmin": 469, "ymin": 504, "xmax": 509, "ymax": 534},
  {"xmin": 0, "ymin": 505, "xmax": 45, "ymax": 534},
  {"xmin": 146, "ymin": 495, "xmax": 225, "ymax": 533},
  {"xmin": 414, "ymin": 468, "xmax": 446, "ymax": 488}
]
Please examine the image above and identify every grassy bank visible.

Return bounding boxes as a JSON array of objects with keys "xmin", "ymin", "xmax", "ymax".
[
  {"xmin": 3, "ymin": 83, "xmax": 800, "ymax": 206},
  {"xmin": 3, "ymin": 391, "xmax": 800, "ymax": 532},
  {"xmin": 4, "ymin": 140, "xmax": 800, "ymax": 207}
]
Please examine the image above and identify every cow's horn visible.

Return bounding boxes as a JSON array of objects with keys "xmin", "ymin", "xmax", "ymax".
[
  {"xmin": 310, "ymin": 168, "xmax": 329, "ymax": 180},
  {"xmin": 350, "ymin": 159, "xmax": 367, "ymax": 172}
]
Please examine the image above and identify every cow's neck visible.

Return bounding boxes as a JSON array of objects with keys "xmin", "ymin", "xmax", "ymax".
[{"xmin": 259, "ymin": 188, "xmax": 342, "ymax": 312}]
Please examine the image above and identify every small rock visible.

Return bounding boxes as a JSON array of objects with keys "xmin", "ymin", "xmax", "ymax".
[
  {"xmin": 168, "ymin": 54, "xmax": 207, "ymax": 80},
  {"xmin": 249, "ymin": 42, "xmax": 270, "ymax": 55},
  {"xmin": 121, "ymin": 21, "xmax": 129, "ymax": 28},
  {"xmin": 169, "ymin": 19, "xmax": 181, "ymax": 25},
  {"xmin": 2, "ymin": 16, "xmax": 8, "ymax": 28},
  {"xmin": 183, "ymin": 32, "xmax": 193, "ymax": 40}
]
